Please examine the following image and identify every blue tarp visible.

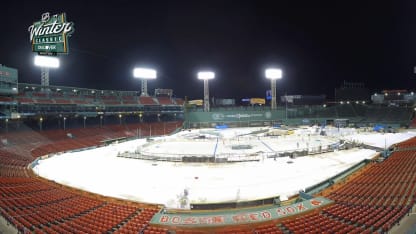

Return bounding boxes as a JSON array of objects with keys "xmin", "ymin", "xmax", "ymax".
[
  {"xmin": 215, "ymin": 124, "xmax": 228, "ymax": 129},
  {"xmin": 373, "ymin": 124, "xmax": 385, "ymax": 132}
]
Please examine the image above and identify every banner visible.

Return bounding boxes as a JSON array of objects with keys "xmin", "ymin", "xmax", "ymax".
[
  {"xmin": 151, "ymin": 197, "xmax": 332, "ymax": 227},
  {"xmin": 28, "ymin": 12, "xmax": 74, "ymax": 54}
]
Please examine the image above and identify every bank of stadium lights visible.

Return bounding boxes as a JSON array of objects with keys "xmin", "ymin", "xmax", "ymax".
[
  {"xmin": 197, "ymin": 71, "xmax": 215, "ymax": 80},
  {"xmin": 265, "ymin": 68, "xmax": 282, "ymax": 110},
  {"xmin": 197, "ymin": 71, "xmax": 215, "ymax": 112},
  {"xmin": 265, "ymin": 68, "xmax": 282, "ymax": 79},
  {"xmin": 34, "ymin": 55, "xmax": 60, "ymax": 68},
  {"xmin": 34, "ymin": 55, "xmax": 60, "ymax": 89},
  {"xmin": 133, "ymin": 67, "xmax": 157, "ymax": 97}
]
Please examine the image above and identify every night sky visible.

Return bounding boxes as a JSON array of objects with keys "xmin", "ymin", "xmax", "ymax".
[{"xmin": 1, "ymin": 1, "xmax": 416, "ymax": 100}]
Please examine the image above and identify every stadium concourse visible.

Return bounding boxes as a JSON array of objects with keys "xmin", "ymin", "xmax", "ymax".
[{"xmin": 1, "ymin": 122, "xmax": 416, "ymax": 233}]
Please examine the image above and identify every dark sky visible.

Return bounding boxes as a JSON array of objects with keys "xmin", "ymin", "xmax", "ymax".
[{"xmin": 1, "ymin": 0, "xmax": 416, "ymax": 100}]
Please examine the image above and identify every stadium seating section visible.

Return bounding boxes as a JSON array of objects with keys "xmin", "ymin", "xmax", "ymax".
[
  {"xmin": 0, "ymin": 121, "xmax": 415, "ymax": 233},
  {"xmin": 11, "ymin": 91, "xmax": 184, "ymax": 107},
  {"xmin": 139, "ymin": 97, "xmax": 157, "ymax": 105}
]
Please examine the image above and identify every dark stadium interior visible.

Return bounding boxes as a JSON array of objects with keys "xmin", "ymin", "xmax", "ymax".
[{"xmin": 1, "ymin": 1, "xmax": 416, "ymax": 233}]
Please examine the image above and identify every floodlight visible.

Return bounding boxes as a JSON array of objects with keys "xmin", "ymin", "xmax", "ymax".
[
  {"xmin": 197, "ymin": 70, "xmax": 215, "ymax": 112},
  {"xmin": 197, "ymin": 71, "xmax": 215, "ymax": 80},
  {"xmin": 265, "ymin": 68, "xmax": 282, "ymax": 110},
  {"xmin": 265, "ymin": 68, "xmax": 282, "ymax": 79},
  {"xmin": 133, "ymin": 68, "xmax": 157, "ymax": 79},
  {"xmin": 34, "ymin": 55, "xmax": 60, "ymax": 68}
]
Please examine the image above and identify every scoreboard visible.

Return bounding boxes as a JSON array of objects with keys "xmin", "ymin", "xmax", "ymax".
[{"xmin": 0, "ymin": 65, "xmax": 18, "ymax": 95}]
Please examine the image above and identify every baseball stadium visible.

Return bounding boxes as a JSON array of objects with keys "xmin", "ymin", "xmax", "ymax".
[
  {"xmin": 2, "ymin": 8, "xmax": 416, "ymax": 234},
  {"xmin": 1, "ymin": 65, "xmax": 416, "ymax": 234},
  {"xmin": 2, "ymin": 63, "xmax": 416, "ymax": 234}
]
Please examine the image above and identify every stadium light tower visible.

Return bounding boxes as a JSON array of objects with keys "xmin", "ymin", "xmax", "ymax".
[
  {"xmin": 34, "ymin": 55, "xmax": 60, "ymax": 90},
  {"xmin": 133, "ymin": 67, "xmax": 157, "ymax": 96},
  {"xmin": 197, "ymin": 71, "xmax": 215, "ymax": 112},
  {"xmin": 265, "ymin": 68, "xmax": 282, "ymax": 110}
]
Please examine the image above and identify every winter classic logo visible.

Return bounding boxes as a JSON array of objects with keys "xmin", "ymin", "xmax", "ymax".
[
  {"xmin": 265, "ymin": 111, "xmax": 272, "ymax": 119},
  {"xmin": 212, "ymin": 113, "xmax": 225, "ymax": 120},
  {"xmin": 28, "ymin": 12, "xmax": 74, "ymax": 54}
]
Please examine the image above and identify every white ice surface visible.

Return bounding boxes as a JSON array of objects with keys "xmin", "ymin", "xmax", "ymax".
[{"xmin": 33, "ymin": 127, "xmax": 416, "ymax": 209}]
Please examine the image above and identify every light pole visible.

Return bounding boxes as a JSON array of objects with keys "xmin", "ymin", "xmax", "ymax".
[
  {"xmin": 285, "ymin": 93, "xmax": 288, "ymax": 120},
  {"xmin": 100, "ymin": 115, "xmax": 103, "ymax": 128},
  {"xmin": 265, "ymin": 68, "xmax": 282, "ymax": 110},
  {"xmin": 39, "ymin": 117, "xmax": 43, "ymax": 131},
  {"xmin": 34, "ymin": 55, "xmax": 60, "ymax": 91},
  {"xmin": 83, "ymin": 116, "xmax": 86, "ymax": 128},
  {"xmin": 197, "ymin": 71, "xmax": 215, "ymax": 112},
  {"xmin": 5, "ymin": 119, "xmax": 8, "ymax": 133},
  {"xmin": 63, "ymin": 117, "xmax": 66, "ymax": 130},
  {"xmin": 133, "ymin": 67, "xmax": 157, "ymax": 96},
  {"xmin": 119, "ymin": 114, "xmax": 122, "ymax": 125}
]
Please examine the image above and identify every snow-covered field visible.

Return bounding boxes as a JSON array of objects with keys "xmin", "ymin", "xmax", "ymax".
[{"xmin": 33, "ymin": 127, "xmax": 416, "ymax": 209}]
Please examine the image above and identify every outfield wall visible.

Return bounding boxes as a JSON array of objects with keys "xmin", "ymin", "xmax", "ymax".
[{"xmin": 185, "ymin": 105, "xmax": 412, "ymax": 128}]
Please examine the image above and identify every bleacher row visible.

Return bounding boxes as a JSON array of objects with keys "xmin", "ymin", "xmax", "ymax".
[
  {"xmin": 276, "ymin": 146, "xmax": 416, "ymax": 234},
  {"xmin": 147, "ymin": 138, "xmax": 416, "ymax": 234},
  {"xmin": 0, "ymin": 122, "xmax": 180, "ymax": 234},
  {"xmin": 0, "ymin": 122, "xmax": 180, "ymax": 158},
  {"xmin": 395, "ymin": 136, "xmax": 416, "ymax": 150},
  {"xmin": 0, "ymin": 123, "xmax": 416, "ymax": 233},
  {"xmin": 14, "ymin": 92, "xmax": 184, "ymax": 106},
  {"xmin": 0, "ymin": 178, "xmax": 161, "ymax": 234}
]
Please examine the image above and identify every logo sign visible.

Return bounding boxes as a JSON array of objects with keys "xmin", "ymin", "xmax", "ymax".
[
  {"xmin": 266, "ymin": 90, "xmax": 272, "ymax": 100},
  {"xmin": 28, "ymin": 12, "xmax": 75, "ymax": 55},
  {"xmin": 212, "ymin": 113, "xmax": 225, "ymax": 120},
  {"xmin": 151, "ymin": 197, "xmax": 333, "ymax": 227},
  {"xmin": 265, "ymin": 111, "xmax": 272, "ymax": 119}
]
